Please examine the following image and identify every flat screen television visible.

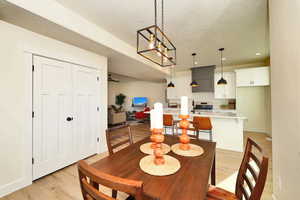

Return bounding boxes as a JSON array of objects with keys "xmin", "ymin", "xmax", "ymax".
[{"xmin": 132, "ymin": 97, "xmax": 148, "ymax": 107}]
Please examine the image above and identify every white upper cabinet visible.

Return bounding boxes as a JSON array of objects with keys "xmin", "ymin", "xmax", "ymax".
[
  {"xmin": 214, "ymin": 72, "xmax": 236, "ymax": 99},
  {"xmin": 235, "ymin": 67, "xmax": 270, "ymax": 87}
]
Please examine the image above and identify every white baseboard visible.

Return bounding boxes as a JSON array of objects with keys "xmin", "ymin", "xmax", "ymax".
[
  {"xmin": 0, "ymin": 178, "xmax": 32, "ymax": 198},
  {"xmin": 244, "ymin": 128, "xmax": 268, "ymax": 134}
]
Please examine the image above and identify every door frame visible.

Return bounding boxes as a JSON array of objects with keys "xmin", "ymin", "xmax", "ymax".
[{"xmin": 23, "ymin": 51, "xmax": 104, "ymax": 186}]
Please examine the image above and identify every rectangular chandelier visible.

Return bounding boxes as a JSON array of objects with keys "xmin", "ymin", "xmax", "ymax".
[{"xmin": 137, "ymin": 0, "xmax": 176, "ymax": 67}]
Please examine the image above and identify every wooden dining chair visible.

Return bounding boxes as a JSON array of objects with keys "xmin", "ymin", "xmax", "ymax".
[
  {"xmin": 163, "ymin": 114, "xmax": 175, "ymax": 135},
  {"xmin": 106, "ymin": 124, "xmax": 133, "ymax": 156},
  {"xmin": 78, "ymin": 160, "xmax": 149, "ymax": 200},
  {"xmin": 207, "ymin": 138, "xmax": 269, "ymax": 200}
]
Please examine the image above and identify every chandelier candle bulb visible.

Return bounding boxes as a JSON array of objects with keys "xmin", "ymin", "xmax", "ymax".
[
  {"xmin": 148, "ymin": 34, "xmax": 155, "ymax": 49},
  {"xmin": 180, "ymin": 96, "xmax": 189, "ymax": 115}
]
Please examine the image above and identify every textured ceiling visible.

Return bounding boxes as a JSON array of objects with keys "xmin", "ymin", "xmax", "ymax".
[{"xmin": 55, "ymin": 0, "xmax": 269, "ymax": 70}]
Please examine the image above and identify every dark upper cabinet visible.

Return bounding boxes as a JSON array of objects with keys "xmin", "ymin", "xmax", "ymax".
[{"xmin": 191, "ymin": 66, "xmax": 216, "ymax": 92}]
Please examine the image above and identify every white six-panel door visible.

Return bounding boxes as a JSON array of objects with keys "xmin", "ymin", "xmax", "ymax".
[
  {"xmin": 33, "ymin": 56, "xmax": 99, "ymax": 180},
  {"xmin": 73, "ymin": 65, "xmax": 98, "ymax": 160}
]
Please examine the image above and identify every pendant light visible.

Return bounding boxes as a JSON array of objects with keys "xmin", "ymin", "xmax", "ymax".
[
  {"xmin": 137, "ymin": 0, "xmax": 176, "ymax": 67},
  {"xmin": 217, "ymin": 48, "xmax": 227, "ymax": 85},
  {"xmin": 190, "ymin": 53, "xmax": 199, "ymax": 87},
  {"xmin": 167, "ymin": 64, "xmax": 175, "ymax": 88}
]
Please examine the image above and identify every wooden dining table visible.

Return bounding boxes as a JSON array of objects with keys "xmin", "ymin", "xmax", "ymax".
[{"xmin": 92, "ymin": 135, "xmax": 216, "ymax": 200}]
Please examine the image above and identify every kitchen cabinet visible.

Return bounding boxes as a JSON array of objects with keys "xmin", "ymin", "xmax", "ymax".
[
  {"xmin": 235, "ymin": 67, "xmax": 270, "ymax": 87},
  {"xmin": 214, "ymin": 72, "xmax": 236, "ymax": 99}
]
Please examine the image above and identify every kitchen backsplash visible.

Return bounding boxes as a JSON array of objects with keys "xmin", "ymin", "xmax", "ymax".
[{"xmin": 168, "ymin": 92, "xmax": 233, "ymax": 110}]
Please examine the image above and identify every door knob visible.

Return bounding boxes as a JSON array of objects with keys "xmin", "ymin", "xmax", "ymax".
[{"xmin": 66, "ymin": 117, "xmax": 73, "ymax": 121}]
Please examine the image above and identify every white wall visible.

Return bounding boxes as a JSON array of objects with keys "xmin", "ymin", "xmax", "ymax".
[
  {"xmin": 269, "ymin": 0, "xmax": 300, "ymax": 199},
  {"xmin": 5, "ymin": 0, "xmax": 168, "ymax": 78},
  {"xmin": 0, "ymin": 21, "xmax": 107, "ymax": 197},
  {"xmin": 108, "ymin": 78, "xmax": 166, "ymax": 111},
  {"xmin": 236, "ymin": 87, "xmax": 270, "ymax": 133}
]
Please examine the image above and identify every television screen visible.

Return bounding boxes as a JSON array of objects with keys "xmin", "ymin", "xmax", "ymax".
[{"xmin": 132, "ymin": 97, "xmax": 148, "ymax": 106}]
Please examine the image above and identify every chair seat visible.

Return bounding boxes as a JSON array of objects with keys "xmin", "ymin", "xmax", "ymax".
[{"xmin": 207, "ymin": 186, "xmax": 238, "ymax": 200}]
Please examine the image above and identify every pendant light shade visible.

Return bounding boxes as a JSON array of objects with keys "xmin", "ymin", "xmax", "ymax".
[
  {"xmin": 217, "ymin": 77, "xmax": 227, "ymax": 85},
  {"xmin": 217, "ymin": 48, "xmax": 227, "ymax": 85},
  {"xmin": 190, "ymin": 53, "xmax": 199, "ymax": 87},
  {"xmin": 167, "ymin": 81, "xmax": 175, "ymax": 88},
  {"xmin": 190, "ymin": 80, "xmax": 199, "ymax": 87}
]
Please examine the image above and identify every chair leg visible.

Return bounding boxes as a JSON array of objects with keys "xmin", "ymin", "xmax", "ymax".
[
  {"xmin": 112, "ymin": 190, "xmax": 117, "ymax": 198},
  {"xmin": 196, "ymin": 130, "xmax": 199, "ymax": 139},
  {"xmin": 211, "ymin": 155, "xmax": 216, "ymax": 185},
  {"xmin": 172, "ymin": 125, "xmax": 174, "ymax": 136}
]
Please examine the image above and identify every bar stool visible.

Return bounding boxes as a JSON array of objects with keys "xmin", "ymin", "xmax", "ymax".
[
  {"xmin": 194, "ymin": 116, "xmax": 213, "ymax": 141},
  {"xmin": 175, "ymin": 116, "xmax": 200, "ymax": 139},
  {"xmin": 163, "ymin": 114, "xmax": 175, "ymax": 135}
]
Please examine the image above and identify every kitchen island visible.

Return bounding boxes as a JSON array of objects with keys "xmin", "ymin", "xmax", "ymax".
[{"xmin": 164, "ymin": 109, "xmax": 246, "ymax": 152}]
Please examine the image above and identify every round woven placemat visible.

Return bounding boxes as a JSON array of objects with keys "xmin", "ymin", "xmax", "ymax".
[
  {"xmin": 140, "ymin": 142, "xmax": 171, "ymax": 155},
  {"xmin": 171, "ymin": 143, "xmax": 204, "ymax": 157},
  {"xmin": 139, "ymin": 155, "xmax": 181, "ymax": 176}
]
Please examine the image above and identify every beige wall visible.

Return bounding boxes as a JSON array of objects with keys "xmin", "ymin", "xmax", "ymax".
[
  {"xmin": 108, "ymin": 77, "xmax": 166, "ymax": 111},
  {"xmin": 0, "ymin": 21, "xmax": 107, "ymax": 197},
  {"xmin": 236, "ymin": 87, "xmax": 270, "ymax": 134},
  {"xmin": 270, "ymin": 0, "xmax": 300, "ymax": 199}
]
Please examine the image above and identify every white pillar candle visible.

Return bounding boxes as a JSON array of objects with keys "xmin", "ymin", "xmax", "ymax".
[
  {"xmin": 154, "ymin": 103, "xmax": 163, "ymax": 129},
  {"xmin": 150, "ymin": 109, "xmax": 155, "ymax": 130},
  {"xmin": 180, "ymin": 96, "xmax": 189, "ymax": 115}
]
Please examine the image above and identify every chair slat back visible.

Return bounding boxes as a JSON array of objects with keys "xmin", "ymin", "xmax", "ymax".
[
  {"xmin": 78, "ymin": 160, "xmax": 144, "ymax": 200},
  {"xmin": 235, "ymin": 138, "xmax": 269, "ymax": 200},
  {"xmin": 106, "ymin": 124, "xmax": 133, "ymax": 156},
  {"xmin": 193, "ymin": 116, "xmax": 212, "ymax": 130}
]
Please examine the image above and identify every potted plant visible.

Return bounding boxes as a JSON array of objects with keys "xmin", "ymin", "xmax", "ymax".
[{"xmin": 112, "ymin": 93, "xmax": 126, "ymax": 113}]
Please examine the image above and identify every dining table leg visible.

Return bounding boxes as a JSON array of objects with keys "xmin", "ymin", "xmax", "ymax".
[{"xmin": 211, "ymin": 155, "xmax": 216, "ymax": 185}]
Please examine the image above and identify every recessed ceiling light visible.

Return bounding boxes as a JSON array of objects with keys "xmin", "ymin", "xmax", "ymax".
[
  {"xmin": 222, "ymin": 57, "xmax": 226, "ymax": 61},
  {"xmin": 256, "ymin": 52, "xmax": 261, "ymax": 56}
]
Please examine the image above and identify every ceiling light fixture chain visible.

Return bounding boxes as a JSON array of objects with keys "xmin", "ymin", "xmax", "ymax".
[
  {"xmin": 217, "ymin": 48, "xmax": 227, "ymax": 85},
  {"xmin": 190, "ymin": 53, "xmax": 199, "ymax": 87},
  {"xmin": 221, "ymin": 48, "xmax": 223, "ymax": 75}
]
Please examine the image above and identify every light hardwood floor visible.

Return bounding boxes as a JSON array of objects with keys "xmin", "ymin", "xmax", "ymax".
[{"xmin": 2, "ymin": 124, "xmax": 272, "ymax": 200}]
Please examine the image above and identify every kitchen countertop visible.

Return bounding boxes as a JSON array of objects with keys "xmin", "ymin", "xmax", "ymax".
[{"xmin": 164, "ymin": 108, "xmax": 247, "ymax": 120}]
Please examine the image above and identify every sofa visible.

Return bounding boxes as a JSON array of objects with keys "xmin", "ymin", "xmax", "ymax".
[{"xmin": 108, "ymin": 107, "xmax": 126, "ymax": 125}]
